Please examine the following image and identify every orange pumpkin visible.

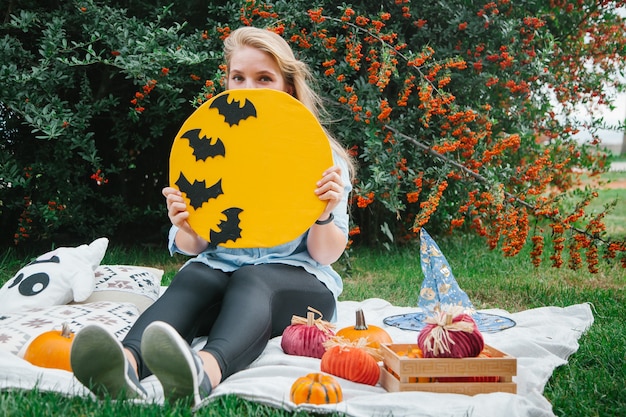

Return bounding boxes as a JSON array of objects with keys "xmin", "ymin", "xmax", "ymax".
[
  {"xmin": 22, "ymin": 322, "xmax": 74, "ymax": 372},
  {"xmin": 336, "ymin": 308, "xmax": 392, "ymax": 349},
  {"xmin": 290, "ymin": 372, "xmax": 343, "ymax": 405},
  {"xmin": 394, "ymin": 348, "xmax": 431, "ymax": 383},
  {"xmin": 320, "ymin": 344, "xmax": 380, "ymax": 386}
]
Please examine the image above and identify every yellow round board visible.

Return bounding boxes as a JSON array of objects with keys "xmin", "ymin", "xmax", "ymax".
[{"xmin": 169, "ymin": 88, "xmax": 333, "ymax": 248}]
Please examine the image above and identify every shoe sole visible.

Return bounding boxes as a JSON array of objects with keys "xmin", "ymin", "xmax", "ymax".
[
  {"xmin": 70, "ymin": 324, "xmax": 145, "ymax": 400},
  {"xmin": 142, "ymin": 322, "xmax": 200, "ymax": 405}
]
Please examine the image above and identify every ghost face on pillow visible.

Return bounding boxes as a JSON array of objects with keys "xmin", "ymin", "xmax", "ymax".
[{"xmin": 0, "ymin": 238, "xmax": 108, "ymax": 313}]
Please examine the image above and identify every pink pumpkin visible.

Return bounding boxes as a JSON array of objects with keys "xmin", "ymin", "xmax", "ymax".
[
  {"xmin": 418, "ymin": 308, "xmax": 484, "ymax": 358},
  {"xmin": 281, "ymin": 307, "xmax": 335, "ymax": 359}
]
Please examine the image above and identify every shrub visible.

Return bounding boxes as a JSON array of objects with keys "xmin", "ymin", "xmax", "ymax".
[
  {"xmin": 1, "ymin": 0, "xmax": 625, "ymax": 270},
  {"xmin": 0, "ymin": 1, "xmax": 216, "ymax": 245}
]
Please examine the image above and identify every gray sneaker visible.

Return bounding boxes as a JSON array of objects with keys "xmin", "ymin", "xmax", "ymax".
[
  {"xmin": 70, "ymin": 324, "xmax": 147, "ymax": 400},
  {"xmin": 141, "ymin": 321, "xmax": 213, "ymax": 407}
]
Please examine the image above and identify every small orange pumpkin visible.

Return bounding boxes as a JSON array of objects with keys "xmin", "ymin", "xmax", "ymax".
[
  {"xmin": 22, "ymin": 322, "xmax": 74, "ymax": 372},
  {"xmin": 336, "ymin": 308, "xmax": 392, "ymax": 349},
  {"xmin": 394, "ymin": 347, "xmax": 431, "ymax": 382},
  {"xmin": 290, "ymin": 372, "xmax": 343, "ymax": 405}
]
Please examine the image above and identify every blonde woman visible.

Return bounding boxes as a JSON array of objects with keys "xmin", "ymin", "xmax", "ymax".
[{"xmin": 71, "ymin": 26, "xmax": 354, "ymax": 407}]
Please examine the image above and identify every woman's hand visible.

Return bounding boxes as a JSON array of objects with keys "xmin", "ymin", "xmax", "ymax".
[
  {"xmin": 307, "ymin": 165, "xmax": 348, "ymax": 265},
  {"xmin": 163, "ymin": 187, "xmax": 192, "ymax": 231},
  {"xmin": 314, "ymin": 165, "xmax": 344, "ymax": 222},
  {"xmin": 162, "ymin": 187, "xmax": 208, "ymax": 255}
]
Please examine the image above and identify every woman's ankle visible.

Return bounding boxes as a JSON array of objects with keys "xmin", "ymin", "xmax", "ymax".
[
  {"xmin": 123, "ymin": 348, "xmax": 139, "ymax": 377},
  {"xmin": 198, "ymin": 351, "xmax": 222, "ymax": 388}
]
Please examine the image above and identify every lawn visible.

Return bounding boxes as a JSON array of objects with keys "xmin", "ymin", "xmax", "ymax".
[{"xmin": 0, "ymin": 167, "xmax": 624, "ymax": 416}]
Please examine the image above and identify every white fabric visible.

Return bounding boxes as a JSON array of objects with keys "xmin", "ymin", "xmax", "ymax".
[
  {"xmin": 0, "ymin": 238, "xmax": 108, "ymax": 313},
  {"xmin": 77, "ymin": 265, "xmax": 164, "ymax": 313},
  {"xmin": 0, "ymin": 298, "xmax": 593, "ymax": 417},
  {"xmin": 0, "ymin": 301, "xmax": 139, "ymax": 356}
]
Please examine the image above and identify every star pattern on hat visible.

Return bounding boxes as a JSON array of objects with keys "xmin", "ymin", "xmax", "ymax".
[{"xmin": 418, "ymin": 228, "xmax": 475, "ymax": 313}]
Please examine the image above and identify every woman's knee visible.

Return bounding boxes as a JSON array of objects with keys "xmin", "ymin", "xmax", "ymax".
[
  {"xmin": 169, "ymin": 262, "xmax": 229, "ymax": 294},
  {"xmin": 226, "ymin": 264, "xmax": 274, "ymax": 290}
]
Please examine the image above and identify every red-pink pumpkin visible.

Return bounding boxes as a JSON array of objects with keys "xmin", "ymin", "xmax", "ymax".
[
  {"xmin": 418, "ymin": 309, "xmax": 484, "ymax": 358},
  {"xmin": 281, "ymin": 307, "xmax": 335, "ymax": 359}
]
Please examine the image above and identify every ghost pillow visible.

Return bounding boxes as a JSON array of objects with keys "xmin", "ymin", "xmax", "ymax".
[{"xmin": 0, "ymin": 237, "xmax": 108, "ymax": 313}]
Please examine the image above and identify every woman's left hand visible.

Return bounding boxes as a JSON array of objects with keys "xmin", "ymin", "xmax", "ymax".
[
  {"xmin": 314, "ymin": 165, "xmax": 344, "ymax": 221},
  {"xmin": 308, "ymin": 165, "xmax": 348, "ymax": 265}
]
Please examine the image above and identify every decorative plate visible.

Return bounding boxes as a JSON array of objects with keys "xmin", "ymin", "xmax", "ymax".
[{"xmin": 383, "ymin": 311, "xmax": 516, "ymax": 333}]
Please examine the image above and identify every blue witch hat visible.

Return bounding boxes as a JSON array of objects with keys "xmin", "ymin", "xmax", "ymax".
[
  {"xmin": 417, "ymin": 228, "xmax": 475, "ymax": 311},
  {"xmin": 383, "ymin": 229, "xmax": 516, "ymax": 333}
]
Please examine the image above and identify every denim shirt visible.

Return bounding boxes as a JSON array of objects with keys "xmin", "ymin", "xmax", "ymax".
[{"xmin": 167, "ymin": 153, "xmax": 352, "ymax": 316}]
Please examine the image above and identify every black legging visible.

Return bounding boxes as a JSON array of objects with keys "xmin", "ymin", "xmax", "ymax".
[{"xmin": 122, "ymin": 262, "xmax": 335, "ymax": 381}]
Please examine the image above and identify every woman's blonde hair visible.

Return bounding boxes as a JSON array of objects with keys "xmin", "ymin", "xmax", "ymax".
[{"xmin": 223, "ymin": 26, "xmax": 355, "ymax": 178}]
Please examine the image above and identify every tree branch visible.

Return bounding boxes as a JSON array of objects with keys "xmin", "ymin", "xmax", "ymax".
[{"xmin": 384, "ymin": 124, "xmax": 622, "ymax": 246}]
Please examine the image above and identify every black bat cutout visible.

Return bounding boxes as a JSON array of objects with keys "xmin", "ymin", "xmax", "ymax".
[
  {"xmin": 207, "ymin": 207, "xmax": 243, "ymax": 248},
  {"xmin": 181, "ymin": 128, "xmax": 225, "ymax": 161},
  {"xmin": 209, "ymin": 94, "xmax": 257, "ymax": 127},
  {"xmin": 175, "ymin": 172, "xmax": 223, "ymax": 210}
]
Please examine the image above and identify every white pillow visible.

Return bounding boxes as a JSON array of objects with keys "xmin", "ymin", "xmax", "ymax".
[
  {"xmin": 0, "ymin": 301, "xmax": 139, "ymax": 357},
  {"xmin": 0, "ymin": 238, "xmax": 108, "ymax": 314},
  {"xmin": 78, "ymin": 265, "xmax": 163, "ymax": 313}
]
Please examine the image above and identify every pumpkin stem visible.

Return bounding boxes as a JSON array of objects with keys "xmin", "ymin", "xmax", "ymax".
[
  {"xmin": 306, "ymin": 311, "xmax": 315, "ymax": 326},
  {"xmin": 354, "ymin": 308, "xmax": 369, "ymax": 330},
  {"xmin": 60, "ymin": 322, "xmax": 73, "ymax": 339},
  {"xmin": 290, "ymin": 306, "xmax": 336, "ymax": 334}
]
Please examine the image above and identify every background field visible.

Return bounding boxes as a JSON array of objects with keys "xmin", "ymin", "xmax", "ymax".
[{"xmin": 0, "ymin": 161, "xmax": 624, "ymax": 417}]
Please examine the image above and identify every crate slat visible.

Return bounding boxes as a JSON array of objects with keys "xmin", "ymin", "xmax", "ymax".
[{"xmin": 380, "ymin": 343, "xmax": 517, "ymax": 395}]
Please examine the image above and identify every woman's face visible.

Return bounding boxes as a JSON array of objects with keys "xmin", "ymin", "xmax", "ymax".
[{"xmin": 227, "ymin": 46, "xmax": 290, "ymax": 93}]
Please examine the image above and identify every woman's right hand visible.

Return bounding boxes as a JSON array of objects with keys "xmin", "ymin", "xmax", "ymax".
[
  {"xmin": 162, "ymin": 187, "xmax": 208, "ymax": 254},
  {"xmin": 162, "ymin": 187, "xmax": 191, "ymax": 230}
]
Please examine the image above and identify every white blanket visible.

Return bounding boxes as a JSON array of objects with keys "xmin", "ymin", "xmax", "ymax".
[{"xmin": 0, "ymin": 298, "xmax": 593, "ymax": 417}]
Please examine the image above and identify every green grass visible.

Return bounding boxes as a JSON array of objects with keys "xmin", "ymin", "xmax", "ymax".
[
  {"xmin": 344, "ymin": 241, "xmax": 625, "ymax": 417},
  {"xmin": 1, "ymin": 171, "xmax": 625, "ymax": 416},
  {"xmin": 577, "ymin": 169, "xmax": 626, "ymax": 238},
  {"xmin": 0, "ymin": 389, "xmax": 334, "ymax": 417}
]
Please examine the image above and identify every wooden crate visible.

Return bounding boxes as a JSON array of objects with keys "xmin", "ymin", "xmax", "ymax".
[{"xmin": 380, "ymin": 343, "xmax": 517, "ymax": 395}]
